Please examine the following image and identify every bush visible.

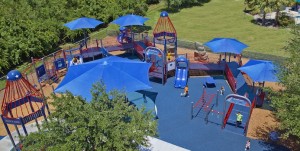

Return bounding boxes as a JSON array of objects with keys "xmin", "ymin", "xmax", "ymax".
[{"xmin": 278, "ymin": 13, "xmax": 295, "ymax": 27}]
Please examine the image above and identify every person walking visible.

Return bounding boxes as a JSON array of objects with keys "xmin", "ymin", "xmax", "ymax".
[
  {"xmin": 220, "ymin": 86, "xmax": 225, "ymax": 95},
  {"xmin": 245, "ymin": 139, "xmax": 251, "ymax": 150}
]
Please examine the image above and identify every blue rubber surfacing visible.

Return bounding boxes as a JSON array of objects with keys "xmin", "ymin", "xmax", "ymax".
[
  {"xmin": 119, "ymin": 55, "xmax": 289, "ymax": 151},
  {"xmin": 127, "ymin": 75, "xmax": 289, "ymax": 151}
]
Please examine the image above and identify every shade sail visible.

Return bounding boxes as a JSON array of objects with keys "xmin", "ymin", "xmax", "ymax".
[
  {"xmin": 238, "ymin": 59, "xmax": 278, "ymax": 83},
  {"xmin": 64, "ymin": 17, "xmax": 103, "ymax": 30},
  {"xmin": 55, "ymin": 56, "xmax": 152, "ymax": 101},
  {"xmin": 112, "ymin": 14, "xmax": 149, "ymax": 27},
  {"xmin": 204, "ymin": 38, "xmax": 248, "ymax": 54}
]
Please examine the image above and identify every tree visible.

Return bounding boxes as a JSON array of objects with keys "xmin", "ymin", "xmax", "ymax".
[
  {"xmin": 245, "ymin": 0, "xmax": 273, "ymax": 26},
  {"xmin": 0, "ymin": 0, "xmax": 149, "ymax": 74},
  {"xmin": 164, "ymin": 0, "xmax": 208, "ymax": 10},
  {"xmin": 268, "ymin": 25, "xmax": 300, "ymax": 139},
  {"xmin": 165, "ymin": 0, "xmax": 183, "ymax": 9},
  {"xmin": 21, "ymin": 83, "xmax": 157, "ymax": 150},
  {"xmin": 270, "ymin": 0, "xmax": 293, "ymax": 26}
]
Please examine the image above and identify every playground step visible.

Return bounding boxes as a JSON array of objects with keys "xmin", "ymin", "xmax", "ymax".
[{"xmin": 50, "ymin": 75, "xmax": 59, "ymax": 83}]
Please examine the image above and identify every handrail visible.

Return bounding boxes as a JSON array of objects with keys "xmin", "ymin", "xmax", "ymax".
[{"xmin": 225, "ymin": 63, "xmax": 237, "ymax": 93}]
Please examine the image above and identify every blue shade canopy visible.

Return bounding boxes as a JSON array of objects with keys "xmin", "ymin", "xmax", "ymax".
[
  {"xmin": 111, "ymin": 14, "xmax": 149, "ymax": 27},
  {"xmin": 64, "ymin": 17, "xmax": 104, "ymax": 30},
  {"xmin": 204, "ymin": 38, "xmax": 248, "ymax": 54},
  {"xmin": 55, "ymin": 56, "xmax": 152, "ymax": 101},
  {"xmin": 238, "ymin": 59, "xmax": 278, "ymax": 83}
]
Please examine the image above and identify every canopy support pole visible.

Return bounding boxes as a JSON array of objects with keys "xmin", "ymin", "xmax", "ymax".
[{"xmin": 1, "ymin": 115, "xmax": 17, "ymax": 150}]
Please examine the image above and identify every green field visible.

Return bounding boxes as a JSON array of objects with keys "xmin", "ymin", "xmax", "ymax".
[{"xmin": 143, "ymin": 0, "xmax": 291, "ymax": 57}]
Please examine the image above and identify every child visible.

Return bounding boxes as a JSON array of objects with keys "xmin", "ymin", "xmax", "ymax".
[
  {"xmin": 220, "ymin": 86, "xmax": 225, "ymax": 95},
  {"xmin": 236, "ymin": 112, "xmax": 243, "ymax": 128},
  {"xmin": 245, "ymin": 139, "xmax": 251, "ymax": 150},
  {"xmin": 72, "ymin": 56, "xmax": 78, "ymax": 65},
  {"xmin": 181, "ymin": 85, "xmax": 189, "ymax": 97}
]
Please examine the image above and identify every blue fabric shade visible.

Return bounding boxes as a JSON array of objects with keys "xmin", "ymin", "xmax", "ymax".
[
  {"xmin": 55, "ymin": 56, "xmax": 152, "ymax": 101},
  {"xmin": 204, "ymin": 38, "xmax": 248, "ymax": 54},
  {"xmin": 64, "ymin": 17, "xmax": 104, "ymax": 30},
  {"xmin": 112, "ymin": 14, "xmax": 149, "ymax": 27},
  {"xmin": 238, "ymin": 59, "xmax": 278, "ymax": 83}
]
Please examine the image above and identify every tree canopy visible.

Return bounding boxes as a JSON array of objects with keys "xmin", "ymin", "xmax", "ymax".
[
  {"xmin": 164, "ymin": 0, "xmax": 210, "ymax": 10},
  {"xmin": 0, "ymin": 0, "xmax": 148, "ymax": 74},
  {"xmin": 21, "ymin": 83, "xmax": 157, "ymax": 150},
  {"xmin": 269, "ymin": 25, "xmax": 300, "ymax": 139},
  {"xmin": 244, "ymin": 0, "xmax": 293, "ymax": 26}
]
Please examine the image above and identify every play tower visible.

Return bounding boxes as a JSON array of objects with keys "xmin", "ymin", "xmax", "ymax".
[
  {"xmin": 0, "ymin": 70, "xmax": 50, "ymax": 150},
  {"xmin": 153, "ymin": 11, "xmax": 178, "ymax": 62}
]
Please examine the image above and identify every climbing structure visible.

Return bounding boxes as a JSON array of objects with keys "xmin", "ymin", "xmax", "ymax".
[
  {"xmin": 0, "ymin": 70, "xmax": 49, "ymax": 150},
  {"xmin": 153, "ymin": 11, "xmax": 177, "ymax": 61}
]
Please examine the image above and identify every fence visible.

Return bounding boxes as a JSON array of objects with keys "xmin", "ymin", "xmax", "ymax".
[{"xmin": 78, "ymin": 29, "xmax": 287, "ymax": 64}]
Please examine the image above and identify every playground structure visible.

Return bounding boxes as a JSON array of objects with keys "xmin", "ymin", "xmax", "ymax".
[
  {"xmin": 32, "ymin": 49, "xmax": 66, "ymax": 85},
  {"xmin": 0, "ymin": 70, "xmax": 50, "ymax": 150},
  {"xmin": 222, "ymin": 94, "xmax": 256, "ymax": 135},
  {"xmin": 144, "ymin": 47, "xmax": 167, "ymax": 84},
  {"xmin": 174, "ymin": 56, "xmax": 189, "ymax": 88},
  {"xmin": 191, "ymin": 86, "xmax": 221, "ymax": 123},
  {"xmin": 191, "ymin": 79, "xmax": 256, "ymax": 135},
  {"xmin": 117, "ymin": 26, "xmax": 132, "ymax": 44},
  {"xmin": 153, "ymin": 11, "xmax": 178, "ymax": 62}
]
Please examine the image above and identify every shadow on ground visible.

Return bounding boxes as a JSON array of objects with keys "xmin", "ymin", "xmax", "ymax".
[
  {"xmin": 253, "ymin": 121, "xmax": 299, "ymax": 151},
  {"xmin": 159, "ymin": 0, "xmax": 211, "ymax": 13}
]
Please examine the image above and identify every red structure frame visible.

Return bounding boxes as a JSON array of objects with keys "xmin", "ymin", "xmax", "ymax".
[
  {"xmin": 153, "ymin": 11, "xmax": 178, "ymax": 63},
  {"xmin": 222, "ymin": 94, "xmax": 255, "ymax": 135},
  {"xmin": 0, "ymin": 70, "xmax": 49, "ymax": 150},
  {"xmin": 225, "ymin": 63, "xmax": 237, "ymax": 93}
]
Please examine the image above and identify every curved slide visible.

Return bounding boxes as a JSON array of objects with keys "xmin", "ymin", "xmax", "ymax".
[
  {"xmin": 117, "ymin": 33, "xmax": 125, "ymax": 44},
  {"xmin": 117, "ymin": 33, "xmax": 132, "ymax": 44},
  {"xmin": 174, "ymin": 67, "xmax": 188, "ymax": 88}
]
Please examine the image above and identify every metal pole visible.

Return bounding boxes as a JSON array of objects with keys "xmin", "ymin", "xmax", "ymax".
[
  {"xmin": 41, "ymin": 107, "xmax": 48, "ymax": 123},
  {"xmin": 175, "ymin": 38, "xmax": 178, "ymax": 58},
  {"xmin": 216, "ymin": 90, "xmax": 219, "ymax": 107},
  {"xmin": 143, "ymin": 93, "xmax": 147, "ymax": 103},
  {"xmin": 8, "ymin": 111, "xmax": 21, "ymax": 138},
  {"xmin": 1, "ymin": 115, "xmax": 16, "ymax": 150},
  {"xmin": 31, "ymin": 57, "xmax": 50, "ymax": 115},
  {"xmin": 20, "ymin": 118, "xmax": 28, "ymax": 136},
  {"xmin": 191, "ymin": 102, "xmax": 194, "ymax": 120},
  {"xmin": 222, "ymin": 101, "xmax": 226, "ymax": 128}
]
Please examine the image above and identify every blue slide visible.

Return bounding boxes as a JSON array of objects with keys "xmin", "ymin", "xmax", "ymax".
[
  {"xmin": 100, "ymin": 47, "xmax": 111, "ymax": 57},
  {"xmin": 174, "ymin": 57, "xmax": 189, "ymax": 88},
  {"xmin": 174, "ymin": 67, "xmax": 188, "ymax": 88}
]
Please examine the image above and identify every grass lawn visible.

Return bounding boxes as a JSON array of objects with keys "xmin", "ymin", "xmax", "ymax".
[{"xmin": 144, "ymin": 0, "xmax": 291, "ymax": 57}]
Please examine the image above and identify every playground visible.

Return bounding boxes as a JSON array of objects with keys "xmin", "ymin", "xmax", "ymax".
[{"xmin": 0, "ymin": 11, "xmax": 294, "ymax": 151}]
